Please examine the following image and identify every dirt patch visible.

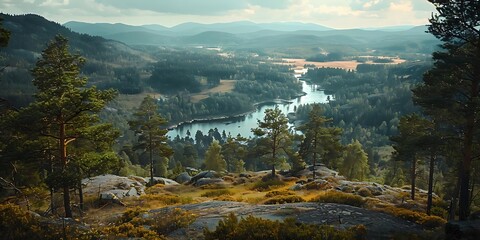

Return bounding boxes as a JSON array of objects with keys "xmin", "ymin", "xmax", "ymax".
[{"xmin": 190, "ymin": 80, "xmax": 236, "ymax": 103}]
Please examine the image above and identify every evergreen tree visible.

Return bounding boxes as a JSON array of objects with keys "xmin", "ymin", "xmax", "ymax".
[
  {"xmin": 413, "ymin": 0, "xmax": 480, "ymax": 220},
  {"xmin": 298, "ymin": 104, "xmax": 343, "ymax": 179},
  {"xmin": 252, "ymin": 107, "xmax": 292, "ymax": 177},
  {"xmin": 204, "ymin": 140, "xmax": 226, "ymax": 172},
  {"xmin": 129, "ymin": 95, "xmax": 173, "ymax": 185},
  {"xmin": 19, "ymin": 36, "xmax": 118, "ymax": 217},
  {"xmin": 221, "ymin": 135, "xmax": 247, "ymax": 172},
  {"xmin": 339, "ymin": 140, "xmax": 369, "ymax": 181}
]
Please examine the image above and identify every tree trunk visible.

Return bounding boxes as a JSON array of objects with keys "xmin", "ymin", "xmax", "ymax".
[
  {"xmin": 427, "ymin": 154, "xmax": 436, "ymax": 215},
  {"xmin": 411, "ymin": 157, "xmax": 416, "ymax": 200},
  {"xmin": 78, "ymin": 179, "xmax": 84, "ymax": 212},
  {"xmin": 149, "ymin": 133, "xmax": 154, "ymax": 185},
  {"xmin": 60, "ymin": 122, "xmax": 72, "ymax": 218}
]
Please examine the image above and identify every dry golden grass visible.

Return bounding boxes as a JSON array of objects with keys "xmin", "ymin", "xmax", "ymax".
[
  {"xmin": 281, "ymin": 58, "xmax": 406, "ymax": 71},
  {"xmin": 190, "ymin": 80, "xmax": 236, "ymax": 103},
  {"xmin": 115, "ymin": 92, "xmax": 162, "ymax": 110}
]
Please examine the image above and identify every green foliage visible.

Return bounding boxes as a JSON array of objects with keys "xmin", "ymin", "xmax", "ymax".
[
  {"xmin": 129, "ymin": 95, "xmax": 173, "ymax": 183},
  {"xmin": 201, "ymin": 189, "xmax": 233, "ymax": 198},
  {"xmin": 204, "ymin": 140, "xmax": 227, "ymax": 172},
  {"xmin": 204, "ymin": 213, "xmax": 366, "ymax": 240},
  {"xmin": 140, "ymin": 193, "xmax": 193, "ymax": 206},
  {"xmin": 311, "ymin": 191, "xmax": 366, "ymax": 207},
  {"xmin": 14, "ymin": 35, "xmax": 119, "ymax": 217},
  {"xmin": 340, "ymin": 140, "xmax": 369, "ymax": 181},
  {"xmin": 252, "ymin": 107, "xmax": 292, "ymax": 177},
  {"xmin": 251, "ymin": 179, "xmax": 286, "ymax": 191},
  {"xmin": 298, "ymin": 104, "xmax": 343, "ymax": 174}
]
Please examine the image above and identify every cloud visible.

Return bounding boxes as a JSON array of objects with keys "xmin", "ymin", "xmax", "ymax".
[{"xmin": 93, "ymin": 0, "xmax": 297, "ymax": 15}]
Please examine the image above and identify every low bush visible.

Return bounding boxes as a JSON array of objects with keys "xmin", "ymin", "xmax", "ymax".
[
  {"xmin": 430, "ymin": 207, "xmax": 447, "ymax": 219},
  {"xmin": 375, "ymin": 205, "xmax": 446, "ymax": 228},
  {"xmin": 311, "ymin": 191, "xmax": 366, "ymax": 207},
  {"xmin": 265, "ymin": 190, "xmax": 295, "ymax": 198},
  {"xmin": 357, "ymin": 187, "xmax": 373, "ymax": 197},
  {"xmin": 264, "ymin": 195, "xmax": 305, "ymax": 204},
  {"xmin": 103, "ymin": 222, "xmax": 161, "ymax": 240},
  {"xmin": 203, "ymin": 213, "xmax": 367, "ymax": 240},
  {"xmin": 151, "ymin": 208, "xmax": 197, "ymax": 235},
  {"xmin": 251, "ymin": 179, "xmax": 286, "ymax": 191},
  {"xmin": 201, "ymin": 189, "xmax": 232, "ymax": 198}
]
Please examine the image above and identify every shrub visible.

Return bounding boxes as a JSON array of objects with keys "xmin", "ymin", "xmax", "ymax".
[
  {"xmin": 430, "ymin": 207, "xmax": 447, "ymax": 219},
  {"xmin": 0, "ymin": 204, "xmax": 42, "ymax": 239},
  {"xmin": 357, "ymin": 187, "xmax": 373, "ymax": 197},
  {"xmin": 151, "ymin": 208, "xmax": 197, "ymax": 235},
  {"xmin": 103, "ymin": 222, "xmax": 161, "ymax": 240},
  {"xmin": 251, "ymin": 179, "xmax": 286, "ymax": 191},
  {"xmin": 375, "ymin": 205, "xmax": 446, "ymax": 228},
  {"xmin": 201, "ymin": 189, "xmax": 232, "ymax": 198},
  {"xmin": 420, "ymin": 216, "xmax": 447, "ymax": 229},
  {"xmin": 265, "ymin": 190, "xmax": 295, "ymax": 198},
  {"xmin": 203, "ymin": 213, "xmax": 366, "ymax": 240},
  {"xmin": 311, "ymin": 191, "xmax": 366, "ymax": 207},
  {"xmin": 264, "ymin": 195, "xmax": 305, "ymax": 204},
  {"xmin": 119, "ymin": 207, "xmax": 146, "ymax": 224}
]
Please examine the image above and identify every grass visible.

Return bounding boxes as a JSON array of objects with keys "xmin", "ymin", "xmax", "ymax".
[
  {"xmin": 190, "ymin": 80, "xmax": 236, "ymax": 103},
  {"xmin": 310, "ymin": 190, "xmax": 366, "ymax": 207}
]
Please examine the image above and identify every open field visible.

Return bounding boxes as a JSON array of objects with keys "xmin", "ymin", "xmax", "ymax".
[
  {"xmin": 282, "ymin": 58, "xmax": 406, "ymax": 71},
  {"xmin": 190, "ymin": 80, "xmax": 236, "ymax": 103},
  {"xmin": 115, "ymin": 92, "xmax": 162, "ymax": 110}
]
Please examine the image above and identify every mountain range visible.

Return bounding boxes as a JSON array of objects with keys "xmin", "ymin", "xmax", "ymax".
[{"xmin": 63, "ymin": 20, "xmax": 438, "ymax": 55}]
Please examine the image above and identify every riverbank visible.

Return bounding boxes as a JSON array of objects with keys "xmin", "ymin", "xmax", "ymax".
[{"xmin": 167, "ymin": 93, "xmax": 306, "ymax": 131}]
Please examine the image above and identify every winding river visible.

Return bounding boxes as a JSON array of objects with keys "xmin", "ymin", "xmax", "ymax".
[{"xmin": 167, "ymin": 71, "xmax": 331, "ymax": 139}]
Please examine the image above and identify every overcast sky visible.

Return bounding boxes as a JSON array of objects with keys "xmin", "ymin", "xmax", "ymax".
[{"xmin": 0, "ymin": 0, "xmax": 436, "ymax": 28}]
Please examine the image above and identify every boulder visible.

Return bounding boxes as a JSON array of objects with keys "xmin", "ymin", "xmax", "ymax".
[
  {"xmin": 194, "ymin": 178, "xmax": 224, "ymax": 187},
  {"xmin": 152, "ymin": 177, "xmax": 179, "ymax": 186},
  {"xmin": 290, "ymin": 183, "xmax": 304, "ymax": 191},
  {"xmin": 82, "ymin": 174, "xmax": 145, "ymax": 197},
  {"xmin": 175, "ymin": 172, "xmax": 192, "ymax": 184},
  {"xmin": 190, "ymin": 171, "xmax": 217, "ymax": 184}
]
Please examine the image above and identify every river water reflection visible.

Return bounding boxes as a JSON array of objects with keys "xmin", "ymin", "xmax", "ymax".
[{"xmin": 167, "ymin": 80, "xmax": 331, "ymax": 140}]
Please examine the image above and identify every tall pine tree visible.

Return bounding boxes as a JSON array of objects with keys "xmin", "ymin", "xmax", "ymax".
[{"xmin": 413, "ymin": 0, "xmax": 480, "ymax": 220}]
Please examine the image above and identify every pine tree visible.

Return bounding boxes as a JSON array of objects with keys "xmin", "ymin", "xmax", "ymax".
[
  {"xmin": 252, "ymin": 107, "xmax": 292, "ymax": 178},
  {"xmin": 129, "ymin": 95, "xmax": 173, "ymax": 185},
  {"xmin": 204, "ymin": 140, "xmax": 226, "ymax": 172},
  {"xmin": 20, "ymin": 36, "xmax": 118, "ymax": 217},
  {"xmin": 413, "ymin": 0, "xmax": 480, "ymax": 220},
  {"xmin": 339, "ymin": 140, "xmax": 369, "ymax": 181},
  {"xmin": 298, "ymin": 104, "xmax": 343, "ymax": 179}
]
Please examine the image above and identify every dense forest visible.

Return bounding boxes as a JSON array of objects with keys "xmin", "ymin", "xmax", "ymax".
[{"xmin": 1, "ymin": 1, "xmax": 480, "ymax": 239}]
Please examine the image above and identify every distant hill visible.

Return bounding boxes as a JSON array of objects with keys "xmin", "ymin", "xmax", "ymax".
[
  {"xmin": 63, "ymin": 20, "xmax": 437, "ymax": 54},
  {"xmin": 0, "ymin": 13, "xmax": 152, "ymax": 107}
]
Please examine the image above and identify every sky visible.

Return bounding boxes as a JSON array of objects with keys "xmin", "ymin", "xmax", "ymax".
[{"xmin": 0, "ymin": 0, "xmax": 437, "ymax": 29}]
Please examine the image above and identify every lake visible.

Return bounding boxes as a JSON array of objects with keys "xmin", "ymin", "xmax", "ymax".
[{"xmin": 167, "ymin": 75, "xmax": 331, "ymax": 140}]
